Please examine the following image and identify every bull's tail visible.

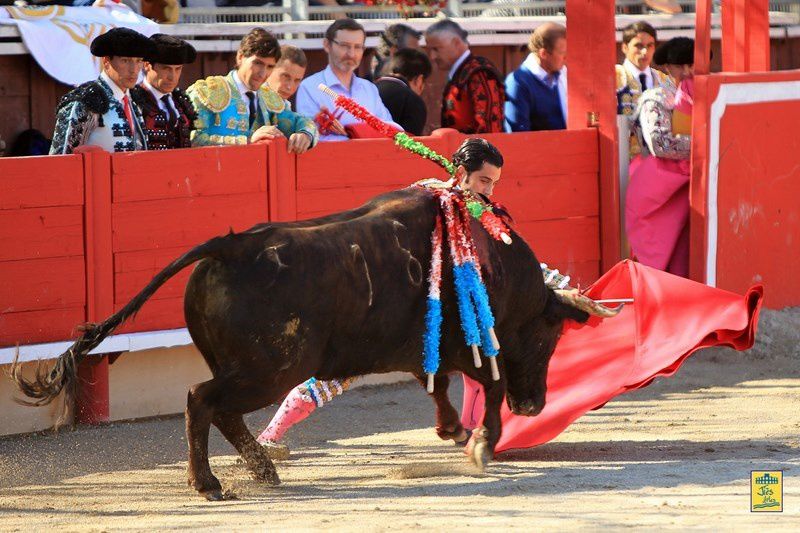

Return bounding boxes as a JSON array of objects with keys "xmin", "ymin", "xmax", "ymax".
[{"xmin": 11, "ymin": 235, "xmax": 231, "ymax": 420}]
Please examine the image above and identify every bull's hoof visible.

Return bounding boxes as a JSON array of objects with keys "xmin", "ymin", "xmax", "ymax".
[
  {"xmin": 467, "ymin": 427, "xmax": 492, "ymax": 471},
  {"xmin": 436, "ymin": 423, "xmax": 468, "ymax": 443},
  {"xmin": 453, "ymin": 428, "xmax": 472, "ymax": 447},
  {"xmin": 201, "ymin": 489, "xmax": 224, "ymax": 501},
  {"xmin": 251, "ymin": 465, "xmax": 281, "ymax": 486},
  {"xmin": 260, "ymin": 440, "xmax": 290, "ymax": 461}
]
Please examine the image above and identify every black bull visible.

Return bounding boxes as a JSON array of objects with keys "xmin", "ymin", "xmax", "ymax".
[{"xmin": 14, "ymin": 187, "xmax": 588, "ymax": 500}]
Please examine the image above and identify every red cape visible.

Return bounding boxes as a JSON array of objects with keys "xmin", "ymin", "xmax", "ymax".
[{"xmin": 461, "ymin": 260, "xmax": 763, "ymax": 453}]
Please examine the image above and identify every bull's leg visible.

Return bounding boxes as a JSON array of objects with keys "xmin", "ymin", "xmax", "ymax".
[
  {"xmin": 417, "ymin": 374, "xmax": 468, "ymax": 444},
  {"xmin": 468, "ymin": 375, "xmax": 506, "ymax": 471},
  {"xmin": 186, "ymin": 379, "xmax": 223, "ymax": 500},
  {"xmin": 213, "ymin": 413, "xmax": 280, "ymax": 486}
]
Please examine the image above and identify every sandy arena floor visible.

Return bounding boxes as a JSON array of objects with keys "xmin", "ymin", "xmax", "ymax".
[{"xmin": 1, "ymin": 309, "xmax": 799, "ymax": 531}]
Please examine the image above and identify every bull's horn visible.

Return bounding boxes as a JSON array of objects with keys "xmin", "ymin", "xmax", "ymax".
[{"xmin": 554, "ymin": 289, "xmax": 625, "ymax": 318}]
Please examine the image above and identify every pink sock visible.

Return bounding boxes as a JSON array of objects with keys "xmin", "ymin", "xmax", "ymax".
[
  {"xmin": 461, "ymin": 374, "xmax": 485, "ymax": 431},
  {"xmin": 257, "ymin": 385, "xmax": 317, "ymax": 443}
]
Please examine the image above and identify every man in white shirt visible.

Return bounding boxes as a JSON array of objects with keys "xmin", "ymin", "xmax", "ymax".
[
  {"xmin": 615, "ymin": 21, "xmax": 672, "ymax": 156},
  {"xmin": 50, "ymin": 28, "xmax": 156, "ymax": 154},
  {"xmin": 295, "ymin": 18, "xmax": 401, "ymax": 141},
  {"xmin": 131, "ymin": 34, "xmax": 198, "ymax": 150},
  {"xmin": 616, "ymin": 21, "xmax": 672, "ymax": 113}
]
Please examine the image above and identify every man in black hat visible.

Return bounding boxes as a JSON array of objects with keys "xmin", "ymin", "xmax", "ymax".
[
  {"xmin": 50, "ymin": 27, "xmax": 157, "ymax": 155},
  {"xmin": 131, "ymin": 34, "xmax": 198, "ymax": 150}
]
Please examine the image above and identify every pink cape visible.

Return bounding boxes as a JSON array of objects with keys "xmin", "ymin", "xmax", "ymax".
[
  {"xmin": 461, "ymin": 260, "xmax": 763, "ymax": 453},
  {"xmin": 625, "ymin": 156, "xmax": 691, "ymax": 276}
]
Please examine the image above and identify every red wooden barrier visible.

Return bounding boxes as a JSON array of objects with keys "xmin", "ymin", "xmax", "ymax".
[
  {"xmin": 566, "ymin": 0, "xmax": 620, "ymax": 273},
  {"xmin": 0, "ymin": 155, "xmax": 86, "ymax": 346},
  {"xmin": 109, "ymin": 145, "xmax": 270, "ymax": 333},
  {"xmin": 79, "ymin": 150, "xmax": 113, "ymax": 423},
  {"xmin": 690, "ymin": 71, "xmax": 800, "ymax": 308},
  {"xmin": 293, "ymin": 132, "xmax": 452, "ymax": 220},
  {"xmin": 721, "ymin": 0, "xmax": 771, "ymax": 73},
  {"xmin": 475, "ymin": 130, "xmax": 601, "ymax": 285}
]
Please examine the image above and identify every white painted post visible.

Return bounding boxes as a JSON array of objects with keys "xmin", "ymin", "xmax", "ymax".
[{"xmin": 617, "ymin": 114, "xmax": 632, "ymax": 259}]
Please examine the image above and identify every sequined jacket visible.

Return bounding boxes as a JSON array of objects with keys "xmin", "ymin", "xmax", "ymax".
[
  {"xmin": 633, "ymin": 84, "xmax": 691, "ymax": 160},
  {"xmin": 130, "ymin": 85, "xmax": 196, "ymax": 150},
  {"xmin": 186, "ymin": 71, "xmax": 318, "ymax": 147},
  {"xmin": 442, "ymin": 54, "xmax": 505, "ymax": 134},
  {"xmin": 50, "ymin": 78, "xmax": 147, "ymax": 155},
  {"xmin": 616, "ymin": 65, "xmax": 674, "ymax": 158}
]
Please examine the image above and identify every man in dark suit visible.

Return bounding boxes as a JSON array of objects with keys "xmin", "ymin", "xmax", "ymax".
[
  {"xmin": 425, "ymin": 19, "xmax": 505, "ymax": 134},
  {"xmin": 504, "ymin": 23, "xmax": 568, "ymax": 132},
  {"xmin": 375, "ymin": 48, "xmax": 432, "ymax": 136},
  {"xmin": 130, "ymin": 34, "xmax": 197, "ymax": 150}
]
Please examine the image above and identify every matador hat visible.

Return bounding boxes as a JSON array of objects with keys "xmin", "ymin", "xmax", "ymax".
[
  {"xmin": 653, "ymin": 37, "xmax": 695, "ymax": 66},
  {"xmin": 147, "ymin": 34, "xmax": 197, "ymax": 65},
  {"xmin": 90, "ymin": 27, "xmax": 158, "ymax": 59}
]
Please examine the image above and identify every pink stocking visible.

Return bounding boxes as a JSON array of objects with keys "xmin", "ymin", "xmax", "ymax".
[
  {"xmin": 257, "ymin": 385, "xmax": 317, "ymax": 443},
  {"xmin": 460, "ymin": 374, "xmax": 485, "ymax": 431}
]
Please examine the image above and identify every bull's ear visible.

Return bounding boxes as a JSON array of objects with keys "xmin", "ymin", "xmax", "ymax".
[{"xmin": 492, "ymin": 203, "xmax": 514, "ymax": 222}]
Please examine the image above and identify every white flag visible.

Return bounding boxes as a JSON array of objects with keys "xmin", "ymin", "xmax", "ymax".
[{"xmin": 0, "ymin": 1, "xmax": 158, "ymax": 86}]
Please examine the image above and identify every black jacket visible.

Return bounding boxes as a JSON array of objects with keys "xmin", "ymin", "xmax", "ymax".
[{"xmin": 376, "ymin": 76, "xmax": 427, "ymax": 136}]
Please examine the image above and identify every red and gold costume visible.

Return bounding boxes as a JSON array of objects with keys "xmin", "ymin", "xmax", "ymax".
[{"xmin": 441, "ymin": 54, "xmax": 505, "ymax": 134}]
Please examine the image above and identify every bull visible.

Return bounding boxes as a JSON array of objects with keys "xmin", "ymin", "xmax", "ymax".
[{"xmin": 14, "ymin": 186, "xmax": 588, "ymax": 500}]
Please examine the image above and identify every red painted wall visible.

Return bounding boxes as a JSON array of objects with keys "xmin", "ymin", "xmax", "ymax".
[
  {"xmin": 691, "ymin": 71, "xmax": 800, "ymax": 309},
  {"xmin": 0, "ymin": 155, "xmax": 86, "ymax": 345},
  {"xmin": 715, "ymin": 99, "xmax": 800, "ymax": 308}
]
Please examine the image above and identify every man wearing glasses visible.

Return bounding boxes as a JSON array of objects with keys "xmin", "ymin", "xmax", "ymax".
[{"xmin": 296, "ymin": 18, "xmax": 401, "ymax": 142}]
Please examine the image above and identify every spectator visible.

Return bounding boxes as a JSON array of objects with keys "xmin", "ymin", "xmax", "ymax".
[
  {"xmin": 187, "ymin": 28, "xmax": 318, "ymax": 153},
  {"xmin": 131, "ymin": 34, "xmax": 197, "ymax": 151},
  {"xmin": 424, "ymin": 19, "xmax": 504, "ymax": 134},
  {"xmin": 616, "ymin": 21, "xmax": 673, "ymax": 157},
  {"xmin": 296, "ymin": 18, "xmax": 400, "ymax": 141},
  {"xmin": 376, "ymin": 48, "xmax": 431, "ymax": 136},
  {"xmin": 50, "ymin": 28, "xmax": 156, "ymax": 155},
  {"xmin": 371, "ymin": 23, "xmax": 422, "ymax": 80},
  {"xmin": 504, "ymin": 22, "xmax": 567, "ymax": 132},
  {"xmin": 266, "ymin": 45, "xmax": 307, "ymax": 107},
  {"xmin": 625, "ymin": 37, "xmax": 694, "ymax": 278},
  {"xmin": 9, "ymin": 129, "xmax": 51, "ymax": 157}
]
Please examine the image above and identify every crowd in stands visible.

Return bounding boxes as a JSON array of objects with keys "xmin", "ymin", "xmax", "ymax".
[
  {"xmin": 43, "ymin": 18, "xmax": 569, "ymax": 156},
  {"xmin": 32, "ymin": 17, "xmax": 695, "ymax": 154},
  {"xmin": 5, "ymin": 16, "xmax": 694, "ymax": 277}
]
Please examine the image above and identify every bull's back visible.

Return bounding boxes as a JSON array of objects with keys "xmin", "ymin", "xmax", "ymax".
[{"xmin": 184, "ymin": 188, "xmax": 438, "ymax": 374}]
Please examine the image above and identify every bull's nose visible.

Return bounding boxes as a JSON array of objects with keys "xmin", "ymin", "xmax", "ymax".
[{"xmin": 514, "ymin": 399, "xmax": 542, "ymax": 416}]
